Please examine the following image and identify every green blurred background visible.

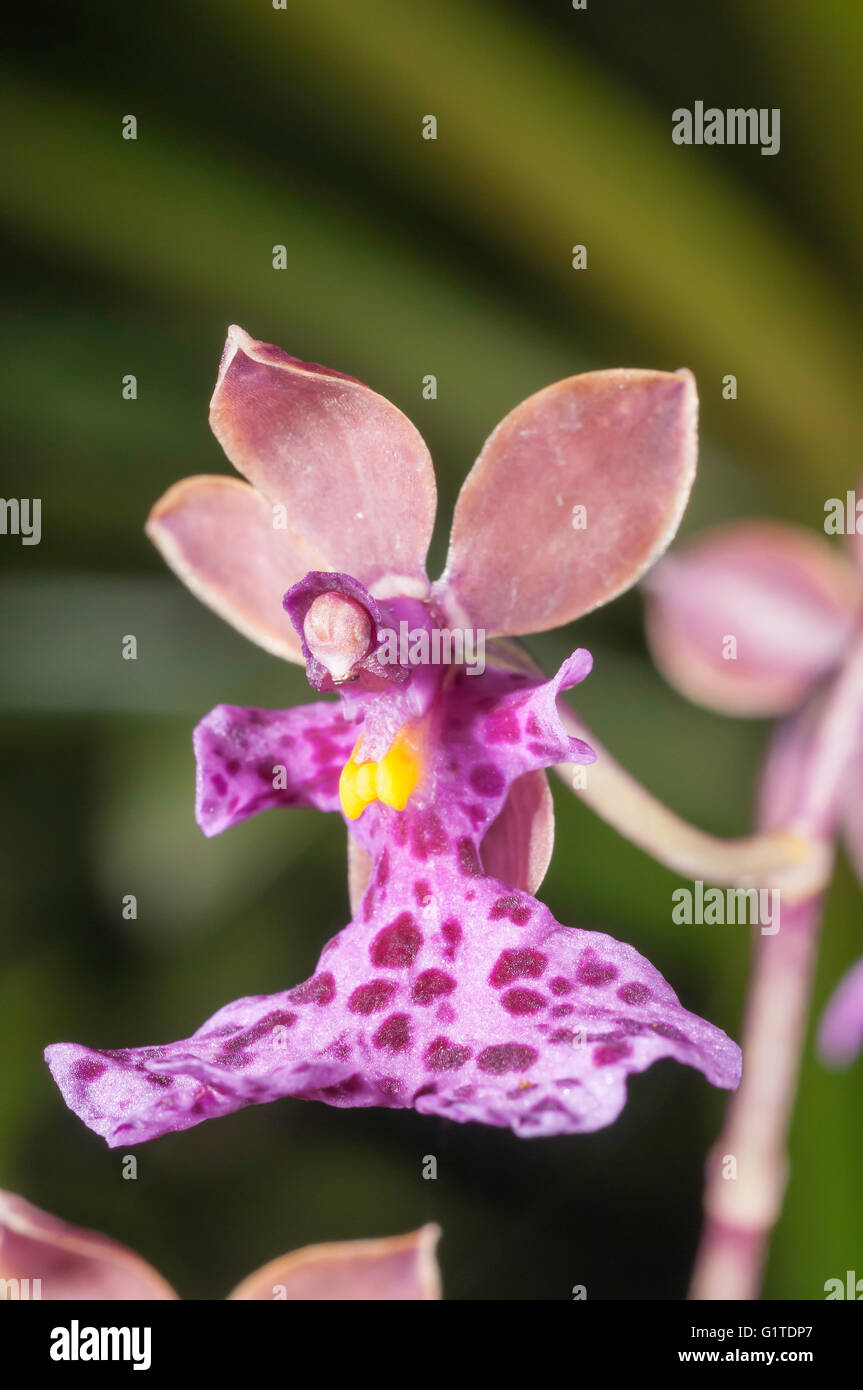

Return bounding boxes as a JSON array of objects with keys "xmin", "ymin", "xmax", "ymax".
[{"xmin": 2, "ymin": 0, "xmax": 861, "ymax": 1299}]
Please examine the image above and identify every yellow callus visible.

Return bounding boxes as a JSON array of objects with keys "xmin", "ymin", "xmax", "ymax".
[{"xmin": 339, "ymin": 728, "xmax": 421, "ymax": 820}]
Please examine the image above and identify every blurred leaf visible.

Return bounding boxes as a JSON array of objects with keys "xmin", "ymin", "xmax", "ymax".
[{"xmin": 200, "ymin": 0, "xmax": 863, "ymax": 495}]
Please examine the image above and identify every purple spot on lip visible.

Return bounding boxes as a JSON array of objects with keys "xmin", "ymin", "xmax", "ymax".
[
  {"xmin": 477, "ymin": 1043, "xmax": 538, "ymax": 1074},
  {"xmin": 411, "ymin": 813, "xmax": 448, "ymax": 860},
  {"xmin": 412, "ymin": 969, "xmax": 456, "ymax": 1004},
  {"xmin": 73, "ymin": 1058, "xmax": 105, "ymax": 1083},
  {"xmin": 370, "ymin": 913, "xmax": 422, "ymax": 968},
  {"xmin": 424, "ymin": 1037, "xmax": 472, "ymax": 1072},
  {"xmin": 469, "ymin": 764, "xmax": 505, "ymax": 797},
  {"xmin": 651, "ymin": 1021, "xmax": 688, "ymax": 1043},
  {"xmin": 457, "ymin": 837, "xmax": 482, "ymax": 877},
  {"xmin": 576, "ymin": 951, "xmax": 618, "ymax": 987},
  {"xmin": 489, "ymin": 895, "xmax": 532, "ymax": 926},
  {"xmin": 528, "ymin": 741, "xmax": 559, "ymax": 759},
  {"xmin": 490, "ymin": 948, "xmax": 547, "ymax": 986},
  {"xmin": 220, "ymin": 1010, "xmax": 298, "ymax": 1054},
  {"xmin": 441, "ymin": 918, "xmax": 462, "ymax": 961},
  {"xmin": 348, "ymin": 980, "xmax": 397, "ymax": 1014},
  {"xmin": 373, "ymin": 1013, "xmax": 412, "ymax": 1052},
  {"xmin": 287, "ymin": 973, "xmax": 336, "ymax": 1006},
  {"xmin": 617, "ymin": 981, "xmax": 652, "ymax": 1005},
  {"xmin": 485, "ymin": 710, "xmax": 521, "ymax": 744},
  {"xmin": 502, "ymin": 988, "xmax": 546, "ymax": 1016},
  {"xmin": 531, "ymin": 1097, "xmax": 566, "ymax": 1115}
]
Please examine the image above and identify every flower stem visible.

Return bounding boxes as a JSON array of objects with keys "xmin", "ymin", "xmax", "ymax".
[{"xmin": 688, "ymin": 894, "xmax": 823, "ymax": 1299}]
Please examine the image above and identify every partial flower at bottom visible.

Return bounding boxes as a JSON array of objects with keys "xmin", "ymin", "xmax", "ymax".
[{"xmin": 0, "ymin": 1190, "xmax": 440, "ymax": 1300}]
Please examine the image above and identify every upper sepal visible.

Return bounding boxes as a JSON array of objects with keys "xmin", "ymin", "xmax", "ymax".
[
  {"xmin": 437, "ymin": 368, "xmax": 698, "ymax": 635},
  {"xmin": 210, "ymin": 326, "xmax": 436, "ymax": 595}
]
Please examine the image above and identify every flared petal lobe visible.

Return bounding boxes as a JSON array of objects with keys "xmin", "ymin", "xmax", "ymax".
[
  {"xmin": 194, "ymin": 701, "xmax": 357, "ymax": 836},
  {"xmin": 644, "ymin": 522, "xmax": 861, "ymax": 716},
  {"xmin": 227, "ymin": 1225, "xmax": 441, "ymax": 1301},
  {"xmin": 209, "ymin": 327, "xmax": 436, "ymax": 595},
  {"xmin": 438, "ymin": 368, "xmax": 697, "ymax": 636},
  {"xmin": 0, "ymin": 1190, "xmax": 176, "ymax": 1300}
]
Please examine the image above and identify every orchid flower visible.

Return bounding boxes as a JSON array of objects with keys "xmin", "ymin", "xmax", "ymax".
[
  {"xmin": 0, "ymin": 1189, "xmax": 440, "ymax": 1300},
  {"xmin": 642, "ymin": 510, "xmax": 863, "ymax": 1298},
  {"xmin": 46, "ymin": 327, "xmax": 744, "ymax": 1147},
  {"xmin": 644, "ymin": 517, "xmax": 863, "ymax": 1063}
]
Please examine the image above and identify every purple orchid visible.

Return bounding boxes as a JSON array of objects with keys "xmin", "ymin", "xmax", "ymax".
[
  {"xmin": 642, "ymin": 508, "xmax": 863, "ymax": 1298},
  {"xmin": 0, "ymin": 1189, "xmax": 440, "ymax": 1300},
  {"xmin": 46, "ymin": 326, "xmax": 741, "ymax": 1146},
  {"xmin": 643, "ymin": 515, "xmax": 863, "ymax": 1066}
]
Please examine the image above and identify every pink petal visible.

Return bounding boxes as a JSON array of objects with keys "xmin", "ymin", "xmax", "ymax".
[
  {"xmin": 481, "ymin": 769, "xmax": 555, "ymax": 894},
  {"xmin": 209, "ymin": 326, "xmax": 436, "ymax": 595},
  {"xmin": 437, "ymin": 368, "xmax": 697, "ymax": 635},
  {"xmin": 817, "ymin": 956, "xmax": 863, "ymax": 1068},
  {"xmin": 644, "ymin": 522, "xmax": 861, "ymax": 716},
  {"xmin": 227, "ymin": 1225, "xmax": 441, "ymax": 1300},
  {"xmin": 146, "ymin": 475, "xmax": 316, "ymax": 661},
  {"xmin": 0, "ymin": 1190, "xmax": 176, "ymax": 1300}
]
